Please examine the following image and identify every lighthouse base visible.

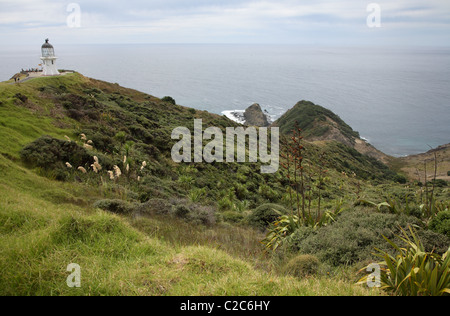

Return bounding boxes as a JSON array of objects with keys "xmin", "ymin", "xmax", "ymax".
[{"xmin": 40, "ymin": 58, "xmax": 60, "ymax": 76}]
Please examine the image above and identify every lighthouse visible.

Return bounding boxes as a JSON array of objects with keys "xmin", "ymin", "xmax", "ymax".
[{"xmin": 40, "ymin": 39, "xmax": 59, "ymax": 76}]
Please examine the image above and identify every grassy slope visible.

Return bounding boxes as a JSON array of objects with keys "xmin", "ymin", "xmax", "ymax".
[
  {"xmin": 0, "ymin": 74, "xmax": 377, "ymax": 296},
  {"xmin": 392, "ymin": 144, "xmax": 450, "ymax": 182},
  {"xmin": 273, "ymin": 100, "xmax": 360, "ymax": 140},
  {"xmin": 273, "ymin": 100, "xmax": 391, "ymax": 166}
]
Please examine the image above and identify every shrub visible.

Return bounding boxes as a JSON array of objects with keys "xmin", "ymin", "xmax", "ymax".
[
  {"xmin": 234, "ymin": 183, "xmax": 249, "ymax": 200},
  {"xmin": 283, "ymin": 255, "xmax": 320, "ymax": 278},
  {"xmin": 189, "ymin": 205, "xmax": 216, "ymax": 226},
  {"xmin": 288, "ymin": 208, "xmax": 422, "ymax": 266},
  {"xmin": 247, "ymin": 203, "xmax": 287, "ymax": 231},
  {"xmin": 20, "ymin": 136, "xmax": 91, "ymax": 170},
  {"xmin": 417, "ymin": 229, "xmax": 450, "ymax": 255},
  {"xmin": 429, "ymin": 211, "xmax": 450, "ymax": 238},
  {"xmin": 14, "ymin": 93, "xmax": 28, "ymax": 103},
  {"xmin": 218, "ymin": 196, "xmax": 234, "ymax": 212},
  {"xmin": 221, "ymin": 211, "xmax": 244, "ymax": 223},
  {"xmin": 393, "ymin": 174, "xmax": 407, "ymax": 184},
  {"xmin": 171, "ymin": 204, "xmax": 190, "ymax": 219},
  {"xmin": 258, "ymin": 184, "xmax": 280, "ymax": 201},
  {"xmin": 59, "ymin": 93, "xmax": 101, "ymax": 121},
  {"xmin": 93, "ymin": 199, "xmax": 136, "ymax": 215},
  {"xmin": 49, "ymin": 168, "xmax": 70, "ymax": 182},
  {"xmin": 89, "ymin": 132, "xmax": 115, "ymax": 153},
  {"xmin": 428, "ymin": 179, "xmax": 448, "ymax": 188},
  {"xmin": 134, "ymin": 199, "xmax": 173, "ymax": 216},
  {"xmin": 285, "ymin": 227, "xmax": 315, "ymax": 248},
  {"xmin": 170, "ymin": 201, "xmax": 216, "ymax": 226},
  {"xmin": 161, "ymin": 96, "xmax": 176, "ymax": 105},
  {"xmin": 129, "ymin": 124, "xmax": 153, "ymax": 143},
  {"xmin": 188, "ymin": 188, "xmax": 206, "ymax": 203}
]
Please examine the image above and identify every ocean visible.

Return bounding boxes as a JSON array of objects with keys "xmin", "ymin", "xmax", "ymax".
[{"xmin": 1, "ymin": 44, "xmax": 449, "ymax": 157}]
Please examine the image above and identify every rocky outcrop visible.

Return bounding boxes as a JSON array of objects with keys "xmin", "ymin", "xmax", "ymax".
[{"xmin": 244, "ymin": 103, "xmax": 270, "ymax": 127}]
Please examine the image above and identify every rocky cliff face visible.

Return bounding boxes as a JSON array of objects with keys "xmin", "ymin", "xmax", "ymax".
[{"xmin": 244, "ymin": 103, "xmax": 270, "ymax": 127}]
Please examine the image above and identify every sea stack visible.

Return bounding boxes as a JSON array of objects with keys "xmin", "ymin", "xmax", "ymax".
[{"xmin": 244, "ymin": 103, "xmax": 270, "ymax": 127}]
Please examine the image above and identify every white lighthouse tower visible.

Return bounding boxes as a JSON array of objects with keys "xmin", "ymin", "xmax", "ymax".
[{"xmin": 40, "ymin": 39, "xmax": 59, "ymax": 76}]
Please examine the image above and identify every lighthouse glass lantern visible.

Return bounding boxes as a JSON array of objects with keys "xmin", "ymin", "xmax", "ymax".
[{"xmin": 40, "ymin": 39, "xmax": 59, "ymax": 76}]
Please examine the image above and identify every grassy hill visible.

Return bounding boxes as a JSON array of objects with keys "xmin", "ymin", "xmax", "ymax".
[
  {"xmin": 273, "ymin": 100, "xmax": 389, "ymax": 163},
  {"xmin": 392, "ymin": 144, "xmax": 450, "ymax": 182},
  {"xmin": 2, "ymin": 152, "xmax": 381, "ymax": 296},
  {"xmin": 273, "ymin": 100, "xmax": 360, "ymax": 144},
  {"xmin": 0, "ymin": 73, "xmax": 448, "ymax": 296}
]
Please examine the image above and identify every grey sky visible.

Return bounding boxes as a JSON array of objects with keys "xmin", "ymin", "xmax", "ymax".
[{"xmin": 0, "ymin": 0, "xmax": 449, "ymax": 46}]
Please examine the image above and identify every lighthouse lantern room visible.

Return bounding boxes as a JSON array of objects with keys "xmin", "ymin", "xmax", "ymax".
[{"xmin": 40, "ymin": 39, "xmax": 59, "ymax": 76}]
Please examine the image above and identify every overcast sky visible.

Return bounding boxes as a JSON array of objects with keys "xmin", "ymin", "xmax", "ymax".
[{"xmin": 0, "ymin": 0, "xmax": 449, "ymax": 47}]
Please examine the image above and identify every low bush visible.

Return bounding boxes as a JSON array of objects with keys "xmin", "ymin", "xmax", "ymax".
[
  {"xmin": 285, "ymin": 226, "xmax": 315, "ymax": 247},
  {"xmin": 393, "ymin": 175, "xmax": 408, "ymax": 184},
  {"xmin": 59, "ymin": 93, "xmax": 101, "ymax": 121},
  {"xmin": 161, "ymin": 96, "xmax": 176, "ymax": 105},
  {"xmin": 283, "ymin": 254, "xmax": 320, "ymax": 278},
  {"xmin": 247, "ymin": 203, "xmax": 287, "ymax": 231},
  {"xmin": 134, "ymin": 198, "xmax": 173, "ymax": 216},
  {"xmin": 221, "ymin": 211, "xmax": 245, "ymax": 224},
  {"xmin": 169, "ymin": 200, "xmax": 216, "ymax": 226},
  {"xmin": 189, "ymin": 205, "xmax": 216, "ymax": 226},
  {"xmin": 20, "ymin": 136, "xmax": 91, "ymax": 170},
  {"xmin": 93, "ymin": 199, "xmax": 136, "ymax": 215},
  {"xmin": 428, "ymin": 179, "xmax": 448, "ymax": 188},
  {"xmin": 417, "ymin": 229, "xmax": 450, "ymax": 254},
  {"xmin": 14, "ymin": 93, "xmax": 28, "ymax": 103},
  {"xmin": 285, "ymin": 208, "xmax": 449, "ymax": 267},
  {"xmin": 429, "ymin": 211, "xmax": 450, "ymax": 238},
  {"xmin": 171, "ymin": 204, "xmax": 191, "ymax": 219}
]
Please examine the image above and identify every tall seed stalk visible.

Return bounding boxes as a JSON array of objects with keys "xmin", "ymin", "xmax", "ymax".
[
  {"xmin": 317, "ymin": 151, "xmax": 327, "ymax": 221},
  {"xmin": 290, "ymin": 122, "xmax": 306, "ymax": 220},
  {"xmin": 280, "ymin": 135, "xmax": 294, "ymax": 216}
]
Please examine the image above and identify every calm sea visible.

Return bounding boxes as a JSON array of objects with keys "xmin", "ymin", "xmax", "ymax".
[{"xmin": 2, "ymin": 44, "xmax": 449, "ymax": 157}]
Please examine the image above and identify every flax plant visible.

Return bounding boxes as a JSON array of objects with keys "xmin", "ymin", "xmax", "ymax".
[{"xmin": 358, "ymin": 226, "xmax": 450, "ymax": 296}]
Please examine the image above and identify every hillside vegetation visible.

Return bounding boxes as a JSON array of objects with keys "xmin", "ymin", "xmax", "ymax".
[
  {"xmin": 0, "ymin": 73, "xmax": 448, "ymax": 296},
  {"xmin": 273, "ymin": 100, "xmax": 389, "ymax": 163}
]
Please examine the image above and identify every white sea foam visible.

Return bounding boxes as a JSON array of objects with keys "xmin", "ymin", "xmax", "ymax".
[{"xmin": 222, "ymin": 110, "xmax": 246, "ymax": 124}]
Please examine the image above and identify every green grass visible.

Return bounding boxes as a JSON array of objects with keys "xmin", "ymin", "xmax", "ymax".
[
  {"xmin": 274, "ymin": 100, "xmax": 360, "ymax": 140},
  {"xmin": 0, "ymin": 154, "xmax": 379, "ymax": 296},
  {"xmin": 0, "ymin": 102, "xmax": 70, "ymax": 158},
  {"xmin": 2, "ymin": 73, "xmax": 447, "ymax": 297},
  {"xmin": 0, "ymin": 75, "xmax": 382, "ymax": 296}
]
